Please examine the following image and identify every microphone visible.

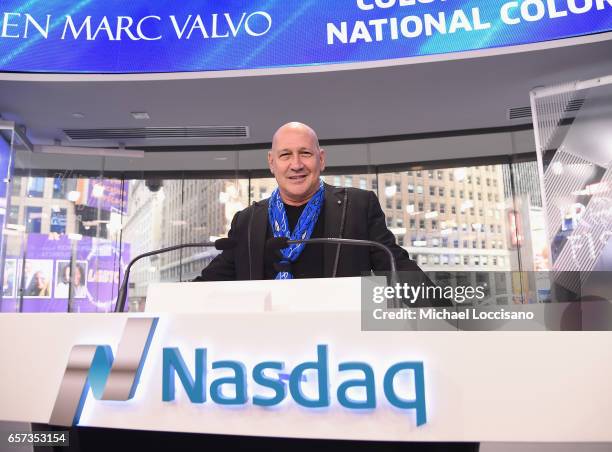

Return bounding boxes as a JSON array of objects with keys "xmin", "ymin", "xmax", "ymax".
[
  {"xmin": 266, "ymin": 237, "xmax": 397, "ymax": 273},
  {"xmin": 266, "ymin": 236, "xmax": 402, "ymax": 307},
  {"xmin": 114, "ymin": 238, "xmax": 236, "ymax": 313}
]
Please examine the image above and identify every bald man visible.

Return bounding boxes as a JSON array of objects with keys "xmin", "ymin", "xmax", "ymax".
[{"xmin": 196, "ymin": 121, "xmax": 428, "ymax": 282}]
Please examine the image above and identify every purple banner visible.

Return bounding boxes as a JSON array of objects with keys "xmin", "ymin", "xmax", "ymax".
[
  {"xmin": 1, "ymin": 233, "xmax": 130, "ymax": 313},
  {"xmin": 85, "ymin": 179, "xmax": 129, "ymax": 215}
]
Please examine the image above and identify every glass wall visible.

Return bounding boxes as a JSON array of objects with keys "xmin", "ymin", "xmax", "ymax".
[
  {"xmin": 0, "ymin": 142, "xmax": 547, "ymax": 312},
  {"xmin": 2, "ymin": 171, "xmax": 129, "ymax": 312}
]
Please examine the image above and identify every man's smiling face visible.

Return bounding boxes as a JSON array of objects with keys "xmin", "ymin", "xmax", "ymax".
[{"xmin": 268, "ymin": 123, "xmax": 326, "ymax": 206}]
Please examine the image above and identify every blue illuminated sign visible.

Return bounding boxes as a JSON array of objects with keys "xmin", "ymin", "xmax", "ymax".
[
  {"xmin": 0, "ymin": 0, "xmax": 610, "ymax": 73},
  {"xmin": 162, "ymin": 344, "xmax": 428, "ymax": 426},
  {"xmin": 50, "ymin": 319, "xmax": 427, "ymax": 427}
]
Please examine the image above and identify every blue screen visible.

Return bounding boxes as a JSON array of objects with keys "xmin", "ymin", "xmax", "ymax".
[{"xmin": 0, "ymin": 0, "xmax": 610, "ymax": 73}]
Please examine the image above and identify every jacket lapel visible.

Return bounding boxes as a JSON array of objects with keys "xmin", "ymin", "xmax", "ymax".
[
  {"xmin": 323, "ymin": 183, "xmax": 347, "ymax": 277},
  {"xmin": 249, "ymin": 200, "xmax": 268, "ymax": 280}
]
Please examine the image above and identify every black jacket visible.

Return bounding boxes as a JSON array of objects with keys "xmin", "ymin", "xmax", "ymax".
[{"xmin": 197, "ymin": 183, "xmax": 424, "ymax": 281}]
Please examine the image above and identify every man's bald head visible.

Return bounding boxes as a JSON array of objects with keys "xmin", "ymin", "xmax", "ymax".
[{"xmin": 272, "ymin": 122, "xmax": 320, "ymax": 151}]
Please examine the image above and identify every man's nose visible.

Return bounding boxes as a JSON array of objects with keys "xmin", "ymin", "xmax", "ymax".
[{"xmin": 289, "ymin": 154, "xmax": 304, "ymax": 170}]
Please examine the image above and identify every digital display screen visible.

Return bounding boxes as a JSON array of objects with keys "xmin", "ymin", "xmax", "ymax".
[{"xmin": 0, "ymin": 0, "xmax": 610, "ymax": 74}]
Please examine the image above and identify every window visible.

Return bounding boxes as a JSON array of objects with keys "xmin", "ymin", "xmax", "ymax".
[
  {"xmin": 12, "ymin": 176, "xmax": 22, "ymax": 195},
  {"xmin": 50, "ymin": 208, "xmax": 67, "ymax": 234},
  {"xmin": 53, "ymin": 177, "xmax": 77, "ymax": 199},
  {"xmin": 2, "ymin": 157, "xmax": 536, "ymax": 311},
  {"xmin": 25, "ymin": 207, "xmax": 42, "ymax": 233},
  {"xmin": 27, "ymin": 177, "xmax": 45, "ymax": 198}
]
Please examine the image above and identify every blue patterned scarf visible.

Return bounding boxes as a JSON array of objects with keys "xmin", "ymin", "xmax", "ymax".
[{"xmin": 268, "ymin": 180, "xmax": 325, "ymax": 279}]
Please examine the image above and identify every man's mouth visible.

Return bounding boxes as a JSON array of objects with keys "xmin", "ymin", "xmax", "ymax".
[{"xmin": 288, "ymin": 174, "xmax": 307, "ymax": 181}]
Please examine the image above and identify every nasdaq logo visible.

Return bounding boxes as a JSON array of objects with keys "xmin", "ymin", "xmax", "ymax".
[
  {"xmin": 49, "ymin": 318, "xmax": 158, "ymax": 426},
  {"xmin": 49, "ymin": 318, "xmax": 426, "ymax": 427},
  {"xmin": 163, "ymin": 345, "xmax": 427, "ymax": 426}
]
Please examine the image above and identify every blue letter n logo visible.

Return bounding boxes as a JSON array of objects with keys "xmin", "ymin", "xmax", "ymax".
[{"xmin": 49, "ymin": 317, "xmax": 158, "ymax": 427}]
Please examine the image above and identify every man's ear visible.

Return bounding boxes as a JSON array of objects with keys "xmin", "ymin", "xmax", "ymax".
[
  {"xmin": 319, "ymin": 148, "xmax": 326, "ymax": 172},
  {"xmin": 268, "ymin": 150, "xmax": 274, "ymax": 174}
]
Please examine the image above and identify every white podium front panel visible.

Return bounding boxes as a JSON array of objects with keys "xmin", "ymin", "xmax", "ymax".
[
  {"xmin": 1, "ymin": 311, "xmax": 611, "ymax": 442},
  {"xmin": 145, "ymin": 277, "xmax": 366, "ymax": 312}
]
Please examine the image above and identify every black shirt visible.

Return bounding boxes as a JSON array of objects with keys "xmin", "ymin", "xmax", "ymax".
[{"xmin": 264, "ymin": 203, "xmax": 325, "ymax": 279}]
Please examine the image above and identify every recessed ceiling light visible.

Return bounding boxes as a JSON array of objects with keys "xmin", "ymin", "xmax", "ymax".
[
  {"xmin": 72, "ymin": 112, "xmax": 85, "ymax": 118},
  {"xmin": 214, "ymin": 157, "xmax": 228, "ymax": 161},
  {"xmin": 131, "ymin": 112, "xmax": 150, "ymax": 120}
]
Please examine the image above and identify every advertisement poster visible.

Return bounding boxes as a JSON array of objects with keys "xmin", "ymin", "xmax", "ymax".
[{"xmin": 1, "ymin": 233, "xmax": 130, "ymax": 313}]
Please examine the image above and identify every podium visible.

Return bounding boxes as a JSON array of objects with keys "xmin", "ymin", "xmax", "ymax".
[{"xmin": 1, "ymin": 278, "xmax": 611, "ymax": 451}]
